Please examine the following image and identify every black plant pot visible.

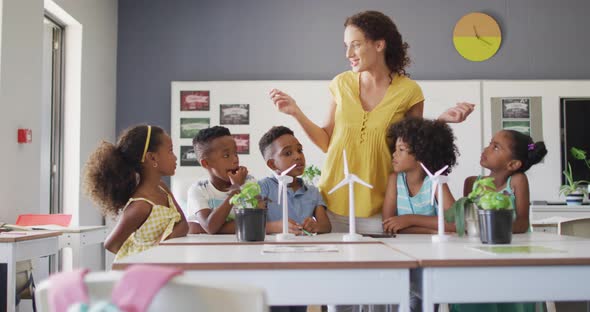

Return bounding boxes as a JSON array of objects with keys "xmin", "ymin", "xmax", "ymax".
[
  {"xmin": 235, "ymin": 208, "xmax": 267, "ymax": 242},
  {"xmin": 478, "ymin": 208, "xmax": 513, "ymax": 244}
]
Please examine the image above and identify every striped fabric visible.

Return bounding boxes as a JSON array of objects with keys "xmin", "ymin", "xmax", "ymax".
[{"xmin": 396, "ymin": 172, "xmax": 437, "ymax": 216}]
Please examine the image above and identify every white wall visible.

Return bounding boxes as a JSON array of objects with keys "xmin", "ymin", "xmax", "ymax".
[
  {"xmin": 170, "ymin": 80, "xmax": 483, "ymax": 212},
  {"xmin": 0, "ymin": 0, "xmax": 117, "ymax": 270},
  {"xmin": 171, "ymin": 80, "xmax": 590, "ymax": 211}
]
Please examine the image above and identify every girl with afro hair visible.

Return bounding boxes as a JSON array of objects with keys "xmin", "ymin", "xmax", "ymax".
[{"xmin": 382, "ymin": 117, "xmax": 459, "ymax": 234}]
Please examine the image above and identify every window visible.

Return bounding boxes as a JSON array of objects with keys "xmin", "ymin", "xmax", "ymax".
[{"xmin": 42, "ymin": 16, "xmax": 64, "ymax": 214}]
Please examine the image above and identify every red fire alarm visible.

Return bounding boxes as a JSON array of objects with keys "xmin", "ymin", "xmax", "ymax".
[{"xmin": 17, "ymin": 129, "xmax": 32, "ymax": 143}]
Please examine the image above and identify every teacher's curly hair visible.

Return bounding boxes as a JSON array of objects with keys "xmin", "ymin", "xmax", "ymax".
[
  {"xmin": 83, "ymin": 125, "xmax": 164, "ymax": 217},
  {"xmin": 387, "ymin": 117, "xmax": 459, "ymax": 175},
  {"xmin": 345, "ymin": 11, "xmax": 412, "ymax": 79}
]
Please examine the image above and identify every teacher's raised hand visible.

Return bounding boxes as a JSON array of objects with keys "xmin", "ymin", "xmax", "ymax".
[
  {"xmin": 269, "ymin": 88, "xmax": 301, "ymax": 116},
  {"xmin": 438, "ymin": 102, "xmax": 476, "ymax": 123}
]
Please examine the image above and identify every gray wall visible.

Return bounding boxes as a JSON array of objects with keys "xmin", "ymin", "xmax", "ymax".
[
  {"xmin": 117, "ymin": 0, "xmax": 590, "ymax": 133},
  {"xmin": 0, "ymin": 0, "xmax": 117, "ymax": 272}
]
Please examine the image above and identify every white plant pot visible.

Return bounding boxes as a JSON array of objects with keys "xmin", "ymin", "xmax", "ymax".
[{"xmin": 566, "ymin": 190, "xmax": 584, "ymax": 206}]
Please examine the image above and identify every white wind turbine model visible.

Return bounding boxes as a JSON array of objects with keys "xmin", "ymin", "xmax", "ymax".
[
  {"xmin": 420, "ymin": 163, "xmax": 450, "ymax": 242},
  {"xmin": 274, "ymin": 163, "xmax": 298, "ymax": 241},
  {"xmin": 328, "ymin": 150, "xmax": 373, "ymax": 241}
]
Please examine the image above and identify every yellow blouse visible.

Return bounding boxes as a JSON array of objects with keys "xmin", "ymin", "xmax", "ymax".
[
  {"xmin": 318, "ymin": 71, "xmax": 424, "ymax": 217},
  {"xmin": 115, "ymin": 187, "xmax": 181, "ymax": 260}
]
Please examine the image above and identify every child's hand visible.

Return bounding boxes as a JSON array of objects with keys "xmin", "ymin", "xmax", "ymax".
[
  {"xmin": 301, "ymin": 217, "xmax": 318, "ymax": 233},
  {"xmin": 288, "ymin": 219, "xmax": 302, "ymax": 235},
  {"xmin": 228, "ymin": 166, "xmax": 248, "ymax": 186},
  {"xmin": 382, "ymin": 216, "xmax": 411, "ymax": 234}
]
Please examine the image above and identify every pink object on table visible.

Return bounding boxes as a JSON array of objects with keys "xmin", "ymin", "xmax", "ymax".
[{"xmin": 15, "ymin": 214, "xmax": 72, "ymax": 226}]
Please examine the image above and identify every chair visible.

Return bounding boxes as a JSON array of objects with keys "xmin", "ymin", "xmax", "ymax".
[
  {"xmin": 558, "ymin": 217, "xmax": 590, "ymax": 238},
  {"xmin": 35, "ymin": 270, "xmax": 268, "ymax": 312},
  {"xmin": 171, "ymin": 178, "xmax": 195, "ymax": 215}
]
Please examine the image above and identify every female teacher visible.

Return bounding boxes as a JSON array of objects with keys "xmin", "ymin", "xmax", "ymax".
[{"xmin": 270, "ymin": 11, "xmax": 474, "ymax": 233}]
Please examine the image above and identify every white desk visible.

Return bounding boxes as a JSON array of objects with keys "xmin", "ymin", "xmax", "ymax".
[
  {"xmin": 531, "ymin": 204, "xmax": 590, "ymax": 222},
  {"xmin": 0, "ymin": 231, "xmax": 61, "ymax": 311},
  {"xmin": 161, "ymin": 232, "xmax": 377, "ymax": 245},
  {"xmin": 113, "ymin": 240, "xmax": 416, "ymax": 309},
  {"xmin": 380, "ymin": 233, "xmax": 590, "ymax": 312},
  {"xmin": 58, "ymin": 225, "xmax": 108, "ymax": 270}
]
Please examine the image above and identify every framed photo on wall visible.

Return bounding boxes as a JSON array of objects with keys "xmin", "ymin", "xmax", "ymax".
[
  {"xmin": 180, "ymin": 90, "xmax": 210, "ymax": 111},
  {"xmin": 220, "ymin": 104, "xmax": 249, "ymax": 125},
  {"xmin": 491, "ymin": 97, "xmax": 542, "ymax": 142},
  {"xmin": 502, "ymin": 98, "xmax": 530, "ymax": 119},
  {"xmin": 180, "ymin": 145, "xmax": 200, "ymax": 167},
  {"xmin": 232, "ymin": 134, "xmax": 250, "ymax": 154},
  {"xmin": 180, "ymin": 117, "xmax": 210, "ymax": 139}
]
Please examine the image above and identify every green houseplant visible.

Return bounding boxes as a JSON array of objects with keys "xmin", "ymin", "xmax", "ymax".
[
  {"xmin": 229, "ymin": 182, "xmax": 267, "ymax": 241},
  {"xmin": 571, "ymin": 147, "xmax": 590, "ymax": 171},
  {"xmin": 559, "ymin": 162, "xmax": 589, "ymax": 206},
  {"xmin": 446, "ymin": 177, "xmax": 514, "ymax": 244},
  {"xmin": 301, "ymin": 165, "xmax": 321, "ymax": 186}
]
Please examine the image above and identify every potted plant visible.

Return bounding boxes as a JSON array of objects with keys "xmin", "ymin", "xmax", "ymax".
[
  {"xmin": 301, "ymin": 165, "xmax": 321, "ymax": 186},
  {"xmin": 229, "ymin": 182, "xmax": 267, "ymax": 242},
  {"xmin": 571, "ymin": 146, "xmax": 590, "ymax": 198},
  {"xmin": 446, "ymin": 177, "xmax": 513, "ymax": 244},
  {"xmin": 559, "ymin": 162, "xmax": 589, "ymax": 206}
]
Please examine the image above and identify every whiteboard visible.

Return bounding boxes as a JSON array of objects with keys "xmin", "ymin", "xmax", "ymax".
[{"xmin": 170, "ymin": 80, "xmax": 483, "ymax": 208}]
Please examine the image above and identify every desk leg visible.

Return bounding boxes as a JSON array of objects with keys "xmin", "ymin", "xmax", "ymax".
[
  {"xmin": 0, "ymin": 244, "xmax": 16, "ymax": 312},
  {"xmin": 71, "ymin": 235, "xmax": 81, "ymax": 270},
  {"xmin": 398, "ymin": 269, "xmax": 410, "ymax": 312},
  {"xmin": 422, "ymin": 269, "xmax": 435, "ymax": 312}
]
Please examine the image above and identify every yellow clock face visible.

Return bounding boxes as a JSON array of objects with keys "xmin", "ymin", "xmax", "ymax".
[{"xmin": 453, "ymin": 12, "xmax": 502, "ymax": 62}]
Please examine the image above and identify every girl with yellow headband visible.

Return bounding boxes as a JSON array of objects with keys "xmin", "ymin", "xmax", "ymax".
[{"xmin": 84, "ymin": 124, "xmax": 188, "ymax": 260}]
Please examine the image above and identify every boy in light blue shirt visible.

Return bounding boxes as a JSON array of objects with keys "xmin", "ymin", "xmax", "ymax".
[{"xmin": 258, "ymin": 126, "xmax": 331, "ymax": 235}]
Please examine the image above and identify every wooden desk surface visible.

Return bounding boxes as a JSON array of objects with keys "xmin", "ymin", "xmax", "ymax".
[
  {"xmin": 60, "ymin": 225, "xmax": 107, "ymax": 233},
  {"xmin": 113, "ymin": 242, "xmax": 418, "ymax": 270},
  {"xmin": 0, "ymin": 230, "xmax": 62, "ymax": 242}
]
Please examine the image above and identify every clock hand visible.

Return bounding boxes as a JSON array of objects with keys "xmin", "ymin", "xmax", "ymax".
[
  {"xmin": 473, "ymin": 25, "xmax": 480, "ymax": 39},
  {"xmin": 478, "ymin": 37, "xmax": 492, "ymax": 46}
]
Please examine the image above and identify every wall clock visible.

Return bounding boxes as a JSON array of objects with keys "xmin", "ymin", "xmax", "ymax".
[{"xmin": 453, "ymin": 12, "xmax": 502, "ymax": 62}]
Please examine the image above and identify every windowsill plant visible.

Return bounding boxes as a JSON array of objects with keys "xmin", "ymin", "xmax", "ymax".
[{"xmin": 559, "ymin": 162, "xmax": 589, "ymax": 205}]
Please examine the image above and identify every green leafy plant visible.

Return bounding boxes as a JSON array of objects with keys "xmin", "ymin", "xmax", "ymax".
[
  {"xmin": 571, "ymin": 147, "xmax": 590, "ymax": 171},
  {"xmin": 301, "ymin": 165, "xmax": 321, "ymax": 186},
  {"xmin": 559, "ymin": 162, "xmax": 589, "ymax": 196},
  {"xmin": 445, "ymin": 177, "xmax": 512, "ymax": 236},
  {"xmin": 229, "ymin": 182, "xmax": 262, "ymax": 209}
]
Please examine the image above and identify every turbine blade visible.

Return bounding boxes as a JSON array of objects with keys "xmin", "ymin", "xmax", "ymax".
[
  {"xmin": 281, "ymin": 163, "xmax": 297, "ymax": 176},
  {"xmin": 435, "ymin": 165, "xmax": 449, "ymax": 177},
  {"xmin": 350, "ymin": 175, "xmax": 373, "ymax": 189},
  {"xmin": 342, "ymin": 149, "xmax": 349, "ymax": 175},
  {"xmin": 328, "ymin": 179, "xmax": 349, "ymax": 194},
  {"xmin": 419, "ymin": 162, "xmax": 433, "ymax": 177}
]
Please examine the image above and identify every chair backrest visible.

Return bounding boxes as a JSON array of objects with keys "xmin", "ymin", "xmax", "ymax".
[
  {"xmin": 171, "ymin": 178, "xmax": 195, "ymax": 215},
  {"xmin": 558, "ymin": 217, "xmax": 590, "ymax": 238},
  {"xmin": 35, "ymin": 271, "xmax": 268, "ymax": 312}
]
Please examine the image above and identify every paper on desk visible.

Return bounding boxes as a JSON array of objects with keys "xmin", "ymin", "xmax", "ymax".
[
  {"xmin": 0, "ymin": 223, "xmax": 68, "ymax": 231},
  {"xmin": 471, "ymin": 245, "xmax": 566, "ymax": 255},
  {"xmin": 262, "ymin": 244, "xmax": 339, "ymax": 253}
]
